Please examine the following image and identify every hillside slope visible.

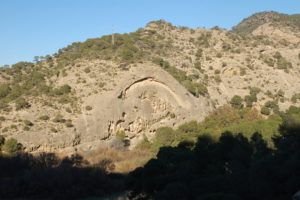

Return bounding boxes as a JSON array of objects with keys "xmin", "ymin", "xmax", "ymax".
[{"xmin": 0, "ymin": 12, "xmax": 300, "ymax": 153}]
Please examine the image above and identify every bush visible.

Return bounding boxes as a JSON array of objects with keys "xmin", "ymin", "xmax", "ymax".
[
  {"xmin": 15, "ymin": 98, "xmax": 31, "ymax": 110},
  {"xmin": 273, "ymin": 51, "xmax": 282, "ymax": 60},
  {"xmin": 277, "ymin": 89, "xmax": 285, "ymax": 97},
  {"xmin": 53, "ymin": 114, "xmax": 65, "ymax": 123},
  {"xmin": 39, "ymin": 115, "xmax": 50, "ymax": 121},
  {"xmin": 230, "ymin": 95, "xmax": 244, "ymax": 109},
  {"xmin": 240, "ymin": 68, "xmax": 246, "ymax": 76},
  {"xmin": 214, "ymin": 75, "xmax": 221, "ymax": 83},
  {"xmin": 291, "ymin": 93, "xmax": 300, "ymax": 103},
  {"xmin": 261, "ymin": 106, "xmax": 270, "ymax": 115},
  {"xmin": 216, "ymin": 52, "xmax": 222, "ymax": 58},
  {"xmin": 51, "ymin": 127, "xmax": 58, "ymax": 133},
  {"xmin": 195, "ymin": 49, "xmax": 203, "ymax": 58},
  {"xmin": 53, "ymin": 84, "xmax": 71, "ymax": 96},
  {"xmin": 153, "ymin": 127, "xmax": 175, "ymax": 149},
  {"xmin": 116, "ymin": 131, "xmax": 126, "ymax": 140},
  {"xmin": 85, "ymin": 106, "xmax": 93, "ymax": 111},
  {"xmin": 2, "ymin": 138, "xmax": 22, "ymax": 154},
  {"xmin": 23, "ymin": 120, "xmax": 33, "ymax": 126},
  {"xmin": 65, "ymin": 120, "xmax": 73, "ymax": 128},
  {"xmin": 0, "ymin": 101, "xmax": 9, "ymax": 111},
  {"xmin": 214, "ymin": 69, "xmax": 220, "ymax": 74},
  {"xmin": 0, "ymin": 84, "xmax": 11, "ymax": 98},
  {"xmin": 277, "ymin": 57, "xmax": 292, "ymax": 70},
  {"xmin": 23, "ymin": 126, "xmax": 30, "ymax": 131},
  {"xmin": 84, "ymin": 67, "xmax": 91, "ymax": 73}
]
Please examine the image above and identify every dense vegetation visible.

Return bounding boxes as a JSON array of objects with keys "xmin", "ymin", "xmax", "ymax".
[
  {"xmin": 126, "ymin": 109, "xmax": 300, "ymax": 200},
  {"xmin": 137, "ymin": 105, "xmax": 284, "ymax": 153},
  {"xmin": 0, "ymin": 153, "xmax": 124, "ymax": 199}
]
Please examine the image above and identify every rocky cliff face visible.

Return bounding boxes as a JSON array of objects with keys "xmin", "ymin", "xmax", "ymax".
[{"xmin": 0, "ymin": 12, "xmax": 299, "ymax": 154}]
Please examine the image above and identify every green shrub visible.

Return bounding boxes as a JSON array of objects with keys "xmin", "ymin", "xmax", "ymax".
[
  {"xmin": 170, "ymin": 113, "xmax": 176, "ymax": 119},
  {"xmin": 277, "ymin": 57, "xmax": 292, "ymax": 70},
  {"xmin": 195, "ymin": 49, "xmax": 203, "ymax": 58},
  {"xmin": 23, "ymin": 126, "xmax": 30, "ymax": 131},
  {"xmin": 136, "ymin": 135, "xmax": 151, "ymax": 150},
  {"xmin": 291, "ymin": 93, "xmax": 300, "ymax": 103},
  {"xmin": 53, "ymin": 114, "xmax": 65, "ymax": 123},
  {"xmin": 0, "ymin": 101, "xmax": 9, "ymax": 111},
  {"xmin": 116, "ymin": 131, "xmax": 126, "ymax": 140},
  {"xmin": 53, "ymin": 84, "xmax": 71, "ymax": 96},
  {"xmin": 51, "ymin": 127, "xmax": 58, "ymax": 133},
  {"xmin": 250, "ymin": 87, "xmax": 261, "ymax": 96},
  {"xmin": 85, "ymin": 106, "xmax": 93, "ymax": 111},
  {"xmin": 264, "ymin": 100, "xmax": 278, "ymax": 109},
  {"xmin": 152, "ymin": 127, "xmax": 175, "ymax": 149},
  {"xmin": 277, "ymin": 89, "xmax": 285, "ymax": 97},
  {"xmin": 273, "ymin": 51, "xmax": 282, "ymax": 60},
  {"xmin": 23, "ymin": 120, "xmax": 33, "ymax": 126},
  {"xmin": 214, "ymin": 69, "xmax": 220, "ymax": 74},
  {"xmin": 244, "ymin": 95, "xmax": 254, "ymax": 107},
  {"xmin": 39, "ymin": 115, "xmax": 50, "ymax": 121},
  {"xmin": 152, "ymin": 58, "xmax": 208, "ymax": 97},
  {"xmin": 261, "ymin": 107, "xmax": 270, "ymax": 115},
  {"xmin": 84, "ymin": 67, "xmax": 91, "ymax": 73},
  {"xmin": 194, "ymin": 62, "xmax": 201, "ymax": 71},
  {"xmin": 65, "ymin": 120, "xmax": 73, "ymax": 128},
  {"xmin": 15, "ymin": 98, "xmax": 31, "ymax": 110},
  {"xmin": 240, "ymin": 68, "xmax": 246, "ymax": 76},
  {"xmin": 216, "ymin": 52, "xmax": 222, "ymax": 58},
  {"xmin": 206, "ymin": 56, "xmax": 212, "ymax": 61},
  {"xmin": 58, "ymin": 96, "xmax": 72, "ymax": 104},
  {"xmin": 264, "ymin": 57, "xmax": 275, "ymax": 67},
  {"xmin": 2, "ymin": 138, "xmax": 22, "ymax": 154},
  {"xmin": 0, "ymin": 116, "xmax": 5, "ymax": 121},
  {"xmin": 230, "ymin": 95, "xmax": 244, "ymax": 109},
  {"xmin": 0, "ymin": 84, "xmax": 11, "ymax": 98},
  {"xmin": 214, "ymin": 75, "xmax": 221, "ymax": 83}
]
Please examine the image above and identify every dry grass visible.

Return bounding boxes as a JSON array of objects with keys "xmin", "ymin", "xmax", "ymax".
[{"xmin": 82, "ymin": 145, "xmax": 153, "ymax": 174}]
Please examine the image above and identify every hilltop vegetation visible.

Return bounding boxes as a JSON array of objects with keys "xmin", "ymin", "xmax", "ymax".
[{"xmin": 233, "ymin": 11, "xmax": 300, "ymax": 33}]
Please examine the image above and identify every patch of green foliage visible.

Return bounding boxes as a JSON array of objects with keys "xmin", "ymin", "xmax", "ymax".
[
  {"xmin": 233, "ymin": 11, "xmax": 300, "ymax": 33},
  {"xmin": 261, "ymin": 106, "xmax": 271, "ymax": 115},
  {"xmin": 127, "ymin": 116, "xmax": 300, "ymax": 200},
  {"xmin": 15, "ymin": 98, "xmax": 30, "ymax": 110},
  {"xmin": 140, "ymin": 105, "xmax": 286, "ymax": 153},
  {"xmin": 1, "ymin": 138, "xmax": 22, "ymax": 154},
  {"xmin": 152, "ymin": 57, "xmax": 208, "ymax": 97},
  {"xmin": 230, "ymin": 95, "xmax": 244, "ymax": 109}
]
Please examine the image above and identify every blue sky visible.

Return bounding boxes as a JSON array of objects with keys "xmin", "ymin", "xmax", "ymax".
[{"xmin": 0, "ymin": 0, "xmax": 299, "ymax": 66}]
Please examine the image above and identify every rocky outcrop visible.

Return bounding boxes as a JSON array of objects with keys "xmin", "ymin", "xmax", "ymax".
[
  {"xmin": 74, "ymin": 64, "xmax": 211, "ymax": 151},
  {"xmin": 12, "ymin": 64, "xmax": 211, "ymax": 153}
]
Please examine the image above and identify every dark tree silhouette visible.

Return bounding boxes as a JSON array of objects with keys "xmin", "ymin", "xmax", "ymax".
[
  {"xmin": 126, "ymin": 125, "xmax": 300, "ymax": 200},
  {"xmin": 0, "ymin": 153, "xmax": 124, "ymax": 199}
]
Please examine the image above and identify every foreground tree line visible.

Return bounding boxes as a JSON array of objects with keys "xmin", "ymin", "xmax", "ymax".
[
  {"xmin": 126, "ymin": 107, "xmax": 300, "ymax": 200},
  {"xmin": 0, "ymin": 105, "xmax": 300, "ymax": 199}
]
